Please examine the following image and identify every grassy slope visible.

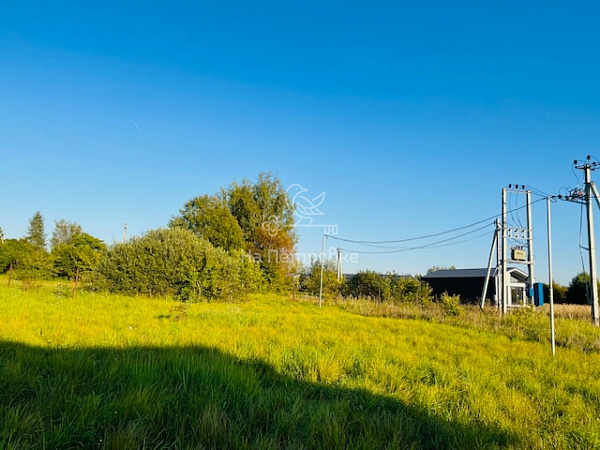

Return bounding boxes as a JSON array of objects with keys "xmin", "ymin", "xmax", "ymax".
[{"xmin": 1, "ymin": 283, "xmax": 599, "ymax": 449}]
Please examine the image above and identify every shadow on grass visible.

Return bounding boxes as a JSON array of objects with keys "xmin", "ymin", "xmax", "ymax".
[{"xmin": 0, "ymin": 341, "xmax": 515, "ymax": 449}]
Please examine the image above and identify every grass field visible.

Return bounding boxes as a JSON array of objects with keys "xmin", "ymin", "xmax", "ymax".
[{"xmin": 1, "ymin": 280, "xmax": 600, "ymax": 449}]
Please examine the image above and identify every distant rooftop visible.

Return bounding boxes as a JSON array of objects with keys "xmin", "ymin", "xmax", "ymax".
[
  {"xmin": 422, "ymin": 268, "xmax": 489, "ymax": 279},
  {"xmin": 423, "ymin": 267, "xmax": 527, "ymax": 279}
]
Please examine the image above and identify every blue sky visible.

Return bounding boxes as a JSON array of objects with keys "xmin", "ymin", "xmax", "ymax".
[{"xmin": 1, "ymin": 1, "xmax": 599, "ymax": 284}]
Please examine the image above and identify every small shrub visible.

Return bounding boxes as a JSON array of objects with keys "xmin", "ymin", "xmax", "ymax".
[
  {"xmin": 52, "ymin": 283, "xmax": 72, "ymax": 298},
  {"xmin": 440, "ymin": 292, "xmax": 461, "ymax": 316}
]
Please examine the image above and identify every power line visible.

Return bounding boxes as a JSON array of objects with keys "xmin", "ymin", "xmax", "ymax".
[
  {"xmin": 327, "ymin": 196, "xmax": 546, "ymax": 246},
  {"xmin": 338, "ymin": 224, "xmax": 494, "ymax": 254},
  {"xmin": 526, "ymin": 184, "xmax": 556, "ymax": 199}
]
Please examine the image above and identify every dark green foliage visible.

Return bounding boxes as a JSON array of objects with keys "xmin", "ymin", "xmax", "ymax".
[
  {"xmin": 94, "ymin": 228, "xmax": 255, "ymax": 300},
  {"xmin": 170, "ymin": 194, "xmax": 245, "ymax": 252},
  {"xmin": 566, "ymin": 272, "xmax": 600, "ymax": 305},
  {"xmin": 51, "ymin": 233, "xmax": 106, "ymax": 279},
  {"xmin": 543, "ymin": 282, "xmax": 568, "ymax": 304},
  {"xmin": 25, "ymin": 211, "xmax": 47, "ymax": 251},
  {"xmin": 346, "ymin": 271, "xmax": 432, "ymax": 304},
  {"xmin": 0, "ymin": 239, "xmax": 52, "ymax": 279},
  {"xmin": 348, "ymin": 270, "xmax": 389, "ymax": 300}
]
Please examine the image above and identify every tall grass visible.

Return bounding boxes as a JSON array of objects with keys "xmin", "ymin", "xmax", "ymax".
[{"xmin": 1, "ymin": 280, "xmax": 600, "ymax": 448}]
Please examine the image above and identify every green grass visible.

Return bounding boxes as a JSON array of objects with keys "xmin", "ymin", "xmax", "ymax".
[{"xmin": 1, "ymin": 281, "xmax": 600, "ymax": 448}]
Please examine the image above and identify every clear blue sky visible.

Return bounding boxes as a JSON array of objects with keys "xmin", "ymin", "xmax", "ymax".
[{"xmin": 1, "ymin": 1, "xmax": 599, "ymax": 284}]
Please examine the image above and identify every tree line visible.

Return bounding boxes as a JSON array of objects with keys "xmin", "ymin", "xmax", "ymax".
[
  {"xmin": 0, "ymin": 173, "xmax": 296, "ymax": 300},
  {"xmin": 0, "ymin": 172, "xmax": 595, "ymax": 304},
  {"xmin": 300, "ymin": 259, "xmax": 434, "ymax": 304}
]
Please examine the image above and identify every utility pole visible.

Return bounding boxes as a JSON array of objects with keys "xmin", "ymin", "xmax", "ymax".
[
  {"xmin": 575, "ymin": 157, "xmax": 600, "ymax": 326},
  {"xmin": 501, "ymin": 188, "xmax": 508, "ymax": 314},
  {"xmin": 318, "ymin": 234, "xmax": 327, "ymax": 309},
  {"xmin": 337, "ymin": 248, "xmax": 342, "ymax": 282},
  {"xmin": 547, "ymin": 197, "xmax": 556, "ymax": 355},
  {"xmin": 122, "ymin": 223, "xmax": 128, "ymax": 243},
  {"xmin": 480, "ymin": 219, "xmax": 499, "ymax": 309},
  {"xmin": 526, "ymin": 189, "xmax": 535, "ymax": 299}
]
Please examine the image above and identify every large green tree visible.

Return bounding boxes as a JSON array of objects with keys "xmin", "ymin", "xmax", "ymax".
[
  {"xmin": 52, "ymin": 233, "xmax": 106, "ymax": 279},
  {"xmin": 170, "ymin": 195, "xmax": 244, "ymax": 252},
  {"xmin": 225, "ymin": 173, "xmax": 296, "ymax": 287},
  {"xmin": 25, "ymin": 211, "xmax": 46, "ymax": 251}
]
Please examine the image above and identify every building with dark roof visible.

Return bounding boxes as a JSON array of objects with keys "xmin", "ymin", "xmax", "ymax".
[{"xmin": 422, "ymin": 267, "xmax": 529, "ymax": 304}]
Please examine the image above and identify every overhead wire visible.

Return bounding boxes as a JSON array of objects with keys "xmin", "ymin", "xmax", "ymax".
[
  {"xmin": 508, "ymin": 190, "xmax": 524, "ymax": 230},
  {"xmin": 326, "ymin": 196, "xmax": 546, "ymax": 246},
  {"xmin": 526, "ymin": 185, "xmax": 555, "ymax": 199},
  {"xmin": 338, "ymin": 225, "xmax": 494, "ymax": 255},
  {"xmin": 334, "ymin": 222, "xmax": 493, "ymax": 250}
]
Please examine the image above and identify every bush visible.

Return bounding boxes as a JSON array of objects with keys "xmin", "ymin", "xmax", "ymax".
[
  {"xmin": 345, "ymin": 271, "xmax": 432, "ymax": 304},
  {"xmin": 439, "ymin": 292, "xmax": 461, "ymax": 316},
  {"xmin": 94, "ymin": 228, "xmax": 256, "ymax": 301},
  {"xmin": 347, "ymin": 270, "xmax": 389, "ymax": 300},
  {"xmin": 388, "ymin": 275, "xmax": 433, "ymax": 304},
  {"xmin": 300, "ymin": 258, "xmax": 345, "ymax": 299},
  {"xmin": 0, "ymin": 239, "xmax": 52, "ymax": 280}
]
